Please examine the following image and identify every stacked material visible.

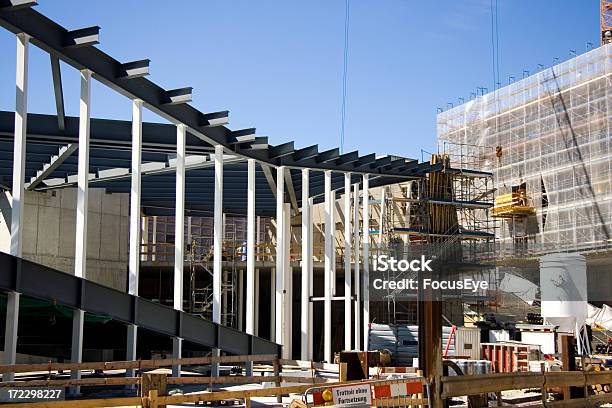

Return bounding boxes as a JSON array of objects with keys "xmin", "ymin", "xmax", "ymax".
[{"xmin": 369, "ymin": 323, "xmax": 456, "ymax": 365}]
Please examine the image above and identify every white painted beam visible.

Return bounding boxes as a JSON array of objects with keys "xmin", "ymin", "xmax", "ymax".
[
  {"xmin": 362, "ymin": 174, "xmax": 370, "ymax": 351},
  {"xmin": 324, "ymin": 170, "xmax": 332, "ymax": 362},
  {"xmin": 308, "ymin": 197, "xmax": 314, "ymax": 360},
  {"xmin": 344, "ymin": 173, "xmax": 352, "ymax": 350},
  {"xmin": 353, "ymin": 183, "xmax": 361, "ymax": 350},
  {"xmin": 128, "ymin": 99, "xmax": 143, "ymax": 296},
  {"xmin": 4, "ymin": 33, "xmax": 28, "ymax": 383},
  {"xmin": 275, "ymin": 166, "xmax": 285, "ymax": 344},
  {"xmin": 26, "ymin": 144, "xmax": 76, "ymax": 190},
  {"xmin": 174, "ymin": 124, "xmax": 186, "ymax": 311},
  {"xmin": 283, "ymin": 202, "xmax": 292, "ymax": 359},
  {"xmin": 70, "ymin": 69, "xmax": 91, "ymax": 394},
  {"xmin": 300, "ymin": 168, "xmax": 311, "ymax": 360},
  {"xmin": 246, "ymin": 159, "xmax": 256, "ymax": 335},
  {"xmin": 211, "ymin": 144, "xmax": 224, "ymax": 377},
  {"xmin": 10, "ymin": 33, "xmax": 29, "ymax": 258}
]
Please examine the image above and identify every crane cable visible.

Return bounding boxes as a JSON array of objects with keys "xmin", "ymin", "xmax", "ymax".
[{"xmin": 340, "ymin": 0, "xmax": 350, "ymax": 153}]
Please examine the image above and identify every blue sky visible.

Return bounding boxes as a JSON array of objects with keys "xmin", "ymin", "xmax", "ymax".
[{"xmin": 0, "ymin": 1, "xmax": 599, "ymax": 160}]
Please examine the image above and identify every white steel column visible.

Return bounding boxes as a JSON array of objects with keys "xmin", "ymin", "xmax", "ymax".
[
  {"xmin": 353, "ymin": 183, "xmax": 361, "ymax": 350},
  {"xmin": 174, "ymin": 124, "xmax": 186, "ymax": 311},
  {"xmin": 4, "ymin": 33, "xmax": 29, "ymax": 382},
  {"xmin": 10, "ymin": 33, "xmax": 29, "ymax": 257},
  {"xmin": 283, "ymin": 202, "xmax": 291, "ymax": 359},
  {"xmin": 246, "ymin": 159, "xmax": 256, "ymax": 335},
  {"xmin": 275, "ymin": 166, "xmax": 285, "ymax": 344},
  {"xmin": 344, "ymin": 173, "xmax": 352, "ymax": 350},
  {"xmin": 300, "ymin": 169, "xmax": 311, "ymax": 360},
  {"xmin": 126, "ymin": 99, "xmax": 143, "ymax": 377},
  {"xmin": 331, "ymin": 190, "xmax": 336, "ymax": 296},
  {"xmin": 362, "ymin": 174, "xmax": 370, "ymax": 351},
  {"xmin": 212, "ymin": 144, "xmax": 224, "ymax": 376},
  {"xmin": 74, "ymin": 69, "xmax": 91, "ymax": 279},
  {"xmin": 324, "ymin": 170, "xmax": 333, "ymax": 362},
  {"xmin": 71, "ymin": 69, "xmax": 91, "ymax": 392},
  {"xmin": 172, "ymin": 124, "xmax": 186, "ymax": 377},
  {"xmin": 308, "ymin": 197, "xmax": 314, "ymax": 359}
]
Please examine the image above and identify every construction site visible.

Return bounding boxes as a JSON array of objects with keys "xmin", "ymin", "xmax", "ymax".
[{"xmin": 0, "ymin": 1, "xmax": 611, "ymax": 407}]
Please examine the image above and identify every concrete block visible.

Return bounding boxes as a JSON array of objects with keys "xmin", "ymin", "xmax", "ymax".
[
  {"xmin": 58, "ymin": 208, "xmax": 76, "ymax": 258},
  {"xmin": 22, "ymin": 204, "xmax": 38, "ymax": 255},
  {"xmin": 88, "ymin": 188, "xmax": 103, "ymax": 214},
  {"xmin": 24, "ymin": 190, "xmax": 38, "ymax": 206},
  {"xmin": 119, "ymin": 216, "xmax": 129, "ymax": 262},
  {"xmin": 38, "ymin": 190, "xmax": 60, "ymax": 208},
  {"xmin": 101, "ymin": 192, "xmax": 121, "ymax": 216},
  {"xmin": 100, "ymin": 214, "xmax": 120, "ymax": 261},
  {"xmin": 120, "ymin": 193, "xmax": 129, "ymax": 217},
  {"xmin": 36, "ymin": 205, "xmax": 60, "ymax": 256},
  {"xmin": 60, "ymin": 188, "xmax": 77, "ymax": 209},
  {"xmin": 87, "ymin": 212, "xmax": 101, "ymax": 260}
]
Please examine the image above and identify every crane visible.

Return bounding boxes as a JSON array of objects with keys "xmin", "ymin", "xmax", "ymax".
[{"xmin": 602, "ymin": 0, "xmax": 612, "ymax": 44}]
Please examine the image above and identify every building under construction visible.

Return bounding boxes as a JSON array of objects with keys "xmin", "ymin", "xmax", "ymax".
[{"xmin": 0, "ymin": 2, "xmax": 612, "ymax": 408}]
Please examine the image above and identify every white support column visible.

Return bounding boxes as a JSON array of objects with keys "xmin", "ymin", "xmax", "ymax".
[
  {"xmin": 270, "ymin": 267, "xmax": 275, "ymax": 341},
  {"xmin": 324, "ymin": 170, "xmax": 333, "ymax": 362},
  {"xmin": 353, "ymin": 183, "xmax": 361, "ymax": 350},
  {"xmin": 174, "ymin": 124, "xmax": 186, "ymax": 311},
  {"xmin": 4, "ymin": 34, "xmax": 29, "ymax": 382},
  {"xmin": 275, "ymin": 166, "xmax": 285, "ymax": 345},
  {"xmin": 362, "ymin": 174, "xmax": 370, "ymax": 351},
  {"xmin": 331, "ymin": 190, "xmax": 336, "ymax": 296},
  {"xmin": 74, "ymin": 69, "xmax": 91, "ymax": 279},
  {"xmin": 283, "ymin": 202, "xmax": 291, "ymax": 359},
  {"xmin": 10, "ymin": 33, "xmax": 29, "ymax": 257},
  {"xmin": 71, "ymin": 69, "xmax": 91, "ymax": 393},
  {"xmin": 308, "ymin": 197, "xmax": 314, "ymax": 360},
  {"xmin": 300, "ymin": 169, "xmax": 311, "ymax": 360},
  {"xmin": 172, "ymin": 124, "xmax": 186, "ymax": 377},
  {"xmin": 70, "ymin": 309, "xmax": 84, "ymax": 391},
  {"xmin": 246, "ymin": 159, "xmax": 256, "ymax": 335},
  {"xmin": 126, "ymin": 99, "xmax": 143, "ymax": 378},
  {"xmin": 238, "ymin": 269, "xmax": 244, "ymax": 331},
  {"xmin": 3, "ymin": 292, "xmax": 19, "ymax": 382},
  {"xmin": 344, "ymin": 173, "xmax": 352, "ymax": 351},
  {"xmin": 254, "ymin": 268, "xmax": 260, "ymax": 336},
  {"xmin": 212, "ymin": 144, "xmax": 224, "ymax": 376}
]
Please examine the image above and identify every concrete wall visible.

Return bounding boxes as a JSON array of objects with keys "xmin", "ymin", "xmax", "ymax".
[{"xmin": 0, "ymin": 188, "xmax": 129, "ymax": 291}]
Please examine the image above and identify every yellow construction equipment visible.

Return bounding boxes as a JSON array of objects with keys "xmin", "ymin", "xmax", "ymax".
[{"xmin": 492, "ymin": 191, "xmax": 535, "ymax": 218}]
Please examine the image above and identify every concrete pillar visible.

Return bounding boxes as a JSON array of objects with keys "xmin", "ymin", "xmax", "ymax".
[
  {"xmin": 71, "ymin": 69, "xmax": 91, "ymax": 393},
  {"xmin": 4, "ymin": 33, "xmax": 29, "ymax": 382},
  {"xmin": 275, "ymin": 166, "xmax": 285, "ymax": 345},
  {"xmin": 324, "ymin": 170, "xmax": 333, "ymax": 362},
  {"xmin": 362, "ymin": 174, "xmax": 370, "ymax": 351},
  {"xmin": 344, "ymin": 173, "xmax": 352, "ymax": 350},
  {"xmin": 353, "ymin": 183, "xmax": 361, "ymax": 350},
  {"xmin": 300, "ymin": 169, "xmax": 311, "ymax": 360},
  {"xmin": 127, "ymin": 99, "xmax": 143, "ymax": 378},
  {"xmin": 212, "ymin": 144, "xmax": 224, "ymax": 376}
]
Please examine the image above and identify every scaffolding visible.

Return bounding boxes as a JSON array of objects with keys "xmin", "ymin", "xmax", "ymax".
[{"xmin": 437, "ymin": 44, "xmax": 612, "ymax": 257}]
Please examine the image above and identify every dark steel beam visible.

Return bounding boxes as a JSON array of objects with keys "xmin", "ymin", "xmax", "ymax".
[
  {"xmin": 117, "ymin": 59, "xmax": 150, "ymax": 79},
  {"xmin": 63, "ymin": 26, "xmax": 99, "ymax": 48},
  {"xmin": 49, "ymin": 55, "xmax": 65, "ymax": 131}
]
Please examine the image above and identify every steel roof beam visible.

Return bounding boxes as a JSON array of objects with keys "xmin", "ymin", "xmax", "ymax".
[
  {"xmin": 162, "ymin": 87, "xmax": 192, "ymax": 105},
  {"xmin": 292, "ymin": 144, "xmax": 318, "ymax": 162},
  {"xmin": 49, "ymin": 55, "xmax": 65, "ymax": 131},
  {"xmin": 0, "ymin": 0, "xmax": 37, "ymax": 9},
  {"xmin": 227, "ymin": 128, "xmax": 256, "ymax": 144},
  {"xmin": 200, "ymin": 110, "xmax": 229, "ymax": 127},
  {"xmin": 117, "ymin": 59, "xmax": 150, "ymax": 79},
  {"xmin": 63, "ymin": 26, "xmax": 99, "ymax": 48},
  {"xmin": 315, "ymin": 148, "xmax": 339, "ymax": 163},
  {"xmin": 336, "ymin": 150, "xmax": 359, "ymax": 165},
  {"xmin": 269, "ymin": 141, "xmax": 294, "ymax": 159}
]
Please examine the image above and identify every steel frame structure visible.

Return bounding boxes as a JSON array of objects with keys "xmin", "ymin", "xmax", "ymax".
[{"xmin": 0, "ymin": 2, "xmax": 458, "ymax": 377}]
